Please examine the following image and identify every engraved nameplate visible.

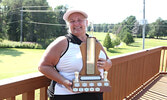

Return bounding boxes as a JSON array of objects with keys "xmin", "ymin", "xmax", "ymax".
[{"xmin": 86, "ymin": 38, "xmax": 95, "ymax": 75}]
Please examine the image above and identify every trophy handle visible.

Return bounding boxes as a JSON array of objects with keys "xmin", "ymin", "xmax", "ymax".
[
  {"xmin": 80, "ymin": 43, "xmax": 86, "ymax": 75},
  {"xmin": 95, "ymin": 42, "xmax": 101, "ymax": 75}
]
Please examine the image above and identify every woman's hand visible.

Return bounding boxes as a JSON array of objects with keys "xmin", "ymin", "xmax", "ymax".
[
  {"xmin": 62, "ymin": 80, "xmax": 73, "ymax": 91},
  {"xmin": 97, "ymin": 58, "xmax": 112, "ymax": 71},
  {"xmin": 63, "ymin": 80, "xmax": 81, "ymax": 93}
]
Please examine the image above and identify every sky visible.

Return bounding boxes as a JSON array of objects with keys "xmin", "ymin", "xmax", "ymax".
[{"xmin": 47, "ymin": 0, "xmax": 167, "ymax": 24}]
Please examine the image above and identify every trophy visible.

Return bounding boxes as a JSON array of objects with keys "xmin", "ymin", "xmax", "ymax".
[{"xmin": 72, "ymin": 37, "xmax": 111, "ymax": 92}]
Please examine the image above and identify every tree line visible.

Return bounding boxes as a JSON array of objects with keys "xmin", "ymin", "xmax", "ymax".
[
  {"xmin": 1, "ymin": 0, "xmax": 167, "ymax": 48},
  {"xmin": 88, "ymin": 16, "xmax": 167, "ymax": 40},
  {"xmin": 113, "ymin": 16, "xmax": 167, "ymax": 39},
  {"xmin": 0, "ymin": 0, "xmax": 68, "ymax": 48}
]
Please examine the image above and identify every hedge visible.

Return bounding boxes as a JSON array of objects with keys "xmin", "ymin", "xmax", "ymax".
[{"xmin": 0, "ymin": 40, "xmax": 43, "ymax": 49}]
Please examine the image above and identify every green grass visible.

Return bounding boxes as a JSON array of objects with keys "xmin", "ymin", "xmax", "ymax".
[
  {"xmin": 91, "ymin": 32, "xmax": 167, "ymax": 57},
  {"xmin": 1, "ymin": 33, "xmax": 167, "ymax": 80},
  {"xmin": 0, "ymin": 48, "xmax": 45, "ymax": 79},
  {"xmin": 1, "ymin": 33, "xmax": 167, "ymax": 100}
]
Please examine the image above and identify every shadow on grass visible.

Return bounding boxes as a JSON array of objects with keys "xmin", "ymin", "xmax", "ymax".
[
  {"xmin": 158, "ymin": 38, "xmax": 167, "ymax": 40},
  {"xmin": 0, "ymin": 48, "xmax": 24, "ymax": 57},
  {"xmin": 128, "ymin": 44, "xmax": 140, "ymax": 47},
  {"xmin": 107, "ymin": 48, "xmax": 126, "ymax": 53}
]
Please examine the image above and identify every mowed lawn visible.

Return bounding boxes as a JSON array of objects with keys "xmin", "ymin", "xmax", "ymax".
[
  {"xmin": 0, "ymin": 48, "xmax": 45, "ymax": 79},
  {"xmin": 92, "ymin": 33, "xmax": 167, "ymax": 57},
  {"xmin": 1, "ymin": 33, "xmax": 167, "ymax": 80}
]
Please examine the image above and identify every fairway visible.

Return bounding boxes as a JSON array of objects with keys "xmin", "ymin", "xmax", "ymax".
[
  {"xmin": 0, "ymin": 48, "xmax": 45, "ymax": 79},
  {"xmin": 1, "ymin": 34, "xmax": 167, "ymax": 80},
  {"xmin": 92, "ymin": 33, "xmax": 167, "ymax": 57}
]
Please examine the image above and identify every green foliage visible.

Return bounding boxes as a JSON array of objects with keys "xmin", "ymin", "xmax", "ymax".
[
  {"xmin": 0, "ymin": 38, "xmax": 3, "ymax": 42},
  {"xmin": 88, "ymin": 23, "xmax": 114, "ymax": 33},
  {"xmin": 132, "ymin": 21, "xmax": 140, "ymax": 36},
  {"xmin": 103, "ymin": 33, "xmax": 112, "ymax": 50},
  {"xmin": 118, "ymin": 16, "xmax": 136, "ymax": 39},
  {"xmin": 1, "ymin": 0, "xmax": 167, "ymax": 46},
  {"xmin": 38, "ymin": 38, "xmax": 55, "ymax": 48},
  {"xmin": 148, "ymin": 32, "xmax": 154, "ymax": 38},
  {"xmin": 148, "ymin": 18, "xmax": 167, "ymax": 38},
  {"xmin": 112, "ymin": 16, "xmax": 138, "ymax": 46},
  {"xmin": 1, "ymin": 0, "xmax": 68, "ymax": 47},
  {"xmin": 112, "ymin": 37, "xmax": 121, "ymax": 47},
  {"xmin": 0, "ymin": 40, "xmax": 43, "ymax": 49},
  {"xmin": 123, "ymin": 32, "xmax": 134, "ymax": 45}
]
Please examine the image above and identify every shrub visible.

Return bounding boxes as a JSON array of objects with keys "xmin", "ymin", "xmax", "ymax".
[
  {"xmin": 123, "ymin": 32, "xmax": 134, "ymax": 45},
  {"xmin": 0, "ymin": 40, "xmax": 43, "ymax": 49},
  {"xmin": 0, "ymin": 38, "xmax": 3, "ymax": 42},
  {"xmin": 148, "ymin": 32, "xmax": 154, "ymax": 38},
  {"xmin": 103, "ymin": 33, "xmax": 112, "ymax": 50},
  {"xmin": 112, "ymin": 37, "xmax": 121, "ymax": 47},
  {"xmin": 38, "ymin": 39, "xmax": 55, "ymax": 49}
]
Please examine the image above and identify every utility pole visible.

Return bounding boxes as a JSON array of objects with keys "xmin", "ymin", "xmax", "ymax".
[
  {"xmin": 19, "ymin": 6, "xmax": 51, "ymax": 43},
  {"xmin": 142, "ymin": 0, "xmax": 146, "ymax": 49},
  {"xmin": 20, "ymin": 6, "xmax": 23, "ymax": 43}
]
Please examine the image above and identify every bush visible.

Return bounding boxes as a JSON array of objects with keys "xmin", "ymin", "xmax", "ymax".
[
  {"xmin": 103, "ymin": 33, "xmax": 112, "ymax": 50},
  {"xmin": 148, "ymin": 32, "xmax": 154, "ymax": 38},
  {"xmin": 0, "ymin": 38, "xmax": 3, "ymax": 42},
  {"xmin": 38, "ymin": 38, "xmax": 55, "ymax": 49},
  {"xmin": 112, "ymin": 37, "xmax": 121, "ymax": 47},
  {"xmin": 0, "ymin": 40, "xmax": 43, "ymax": 49},
  {"xmin": 123, "ymin": 32, "xmax": 134, "ymax": 45}
]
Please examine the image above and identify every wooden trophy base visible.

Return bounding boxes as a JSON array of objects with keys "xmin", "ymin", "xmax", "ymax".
[{"xmin": 72, "ymin": 79, "xmax": 111, "ymax": 92}]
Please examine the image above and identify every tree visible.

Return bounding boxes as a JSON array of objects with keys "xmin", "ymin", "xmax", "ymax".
[
  {"xmin": 0, "ymin": 6, "xmax": 3, "ymax": 39},
  {"xmin": 1, "ymin": 0, "xmax": 68, "ymax": 47},
  {"xmin": 111, "ymin": 15, "xmax": 136, "ymax": 46},
  {"xmin": 0, "ymin": 5, "xmax": 8, "ymax": 39},
  {"xmin": 102, "ymin": 23, "xmax": 108, "ymax": 32},
  {"xmin": 22, "ymin": 0, "xmax": 53, "ymax": 42},
  {"xmin": 108, "ymin": 24, "xmax": 114, "ymax": 33},
  {"xmin": 163, "ymin": 20, "xmax": 167, "ymax": 36},
  {"xmin": 54, "ymin": 5, "xmax": 68, "ymax": 37},
  {"xmin": 148, "ymin": 18, "xmax": 166, "ymax": 39},
  {"xmin": 123, "ymin": 32, "xmax": 134, "ymax": 45},
  {"xmin": 88, "ymin": 23, "xmax": 114, "ymax": 33},
  {"xmin": 113, "ymin": 23, "xmax": 122, "ymax": 35},
  {"xmin": 114, "ymin": 16, "xmax": 136, "ymax": 41},
  {"xmin": 7, "ymin": 12, "xmax": 20, "ymax": 41},
  {"xmin": 132, "ymin": 21, "xmax": 140, "ymax": 36},
  {"xmin": 154, "ymin": 18, "xmax": 164, "ymax": 38},
  {"xmin": 103, "ymin": 33, "xmax": 112, "ymax": 50},
  {"xmin": 123, "ymin": 16, "xmax": 136, "ymax": 32},
  {"xmin": 112, "ymin": 36, "xmax": 121, "ymax": 47}
]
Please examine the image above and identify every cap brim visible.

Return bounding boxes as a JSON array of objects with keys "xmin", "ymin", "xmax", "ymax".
[{"xmin": 63, "ymin": 9, "xmax": 88, "ymax": 21}]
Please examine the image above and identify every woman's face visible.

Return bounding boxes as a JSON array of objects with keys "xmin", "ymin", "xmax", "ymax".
[{"xmin": 68, "ymin": 13, "xmax": 88, "ymax": 36}]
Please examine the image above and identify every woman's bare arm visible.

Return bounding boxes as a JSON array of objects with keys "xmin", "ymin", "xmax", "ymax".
[{"xmin": 38, "ymin": 36, "xmax": 72, "ymax": 91}]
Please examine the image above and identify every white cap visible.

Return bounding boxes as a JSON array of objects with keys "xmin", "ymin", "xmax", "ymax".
[{"xmin": 63, "ymin": 8, "xmax": 88, "ymax": 21}]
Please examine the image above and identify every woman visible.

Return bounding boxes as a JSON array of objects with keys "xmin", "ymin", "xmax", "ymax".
[{"xmin": 38, "ymin": 8, "xmax": 112, "ymax": 100}]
